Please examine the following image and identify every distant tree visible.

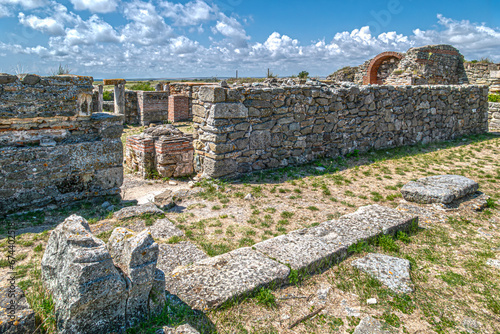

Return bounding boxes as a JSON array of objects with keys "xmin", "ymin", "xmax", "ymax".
[{"xmin": 298, "ymin": 71, "xmax": 309, "ymax": 79}]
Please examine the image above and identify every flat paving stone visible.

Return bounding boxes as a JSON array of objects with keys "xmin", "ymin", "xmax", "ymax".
[
  {"xmin": 352, "ymin": 253, "xmax": 413, "ymax": 294},
  {"xmin": 114, "ymin": 203, "xmax": 164, "ymax": 220},
  {"xmin": 157, "ymin": 242, "xmax": 208, "ymax": 275},
  {"xmin": 401, "ymin": 175, "xmax": 478, "ymax": 204},
  {"xmin": 254, "ymin": 205, "xmax": 417, "ymax": 272},
  {"xmin": 149, "ymin": 218, "xmax": 185, "ymax": 240},
  {"xmin": 353, "ymin": 316, "xmax": 392, "ymax": 334},
  {"xmin": 164, "ymin": 247, "xmax": 290, "ymax": 310}
]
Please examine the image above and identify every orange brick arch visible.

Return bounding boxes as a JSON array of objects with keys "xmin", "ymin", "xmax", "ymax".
[{"xmin": 363, "ymin": 51, "xmax": 404, "ymax": 85}]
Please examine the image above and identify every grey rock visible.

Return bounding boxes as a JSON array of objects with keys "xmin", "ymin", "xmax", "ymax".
[
  {"xmin": 352, "ymin": 253, "xmax": 413, "ymax": 294},
  {"xmin": 254, "ymin": 205, "xmax": 417, "ymax": 272},
  {"xmin": 17, "ymin": 73, "xmax": 41, "ymax": 85},
  {"xmin": 149, "ymin": 268, "xmax": 166, "ymax": 316},
  {"xmin": 154, "ymin": 188, "xmax": 201, "ymax": 209},
  {"xmin": 367, "ymin": 298, "xmax": 377, "ymax": 304},
  {"xmin": 102, "ymin": 201, "xmax": 111, "ymax": 208},
  {"xmin": 0, "ymin": 285, "xmax": 35, "ymax": 334},
  {"xmin": 143, "ymin": 124, "xmax": 183, "ymax": 138},
  {"xmin": 220, "ymin": 80, "xmax": 229, "ymax": 88},
  {"xmin": 157, "ymin": 241, "xmax": 208, "ymax": 276},
  {"xmin": 353, "ymin": 316, "xmax": 392, "ymax": 334},
  {"xmin": 461, "ymin": 317, "xmax": 482, "ymax": 333},
  {"xmin": 114, "ymin": 202, "xmax": 164, "ymax": 220},
  {"xmin": 244, "ymin": 193, "xmax": 254, "ymax": 201},
  {"xmin": 39, "ymin": 138, "xmax": 56, "ymax": 147},
  {"xmin": 401, "ymin": 175, "xmax": 478, "ymax": 204},
  {"xmin": 164, "ymin": 247, "xmax": 290, "ymax": 310},
  {"xmin": 149, "ymin": 218, "xmax": 185, "ymax": 240},
  {"xmin": 486, "ymin": 259, "xmax": 500, "ymax": 269},
  {"xmin": 161, "ymin": 323, "xmax": 200, "ymax": 334},
  {"xmin": 41, "ymin": 215, "xmax": 128, "ymax": 334},
  {"xmin": 108, "ymin": 228, "xmax": 160, "ymax": 327}
]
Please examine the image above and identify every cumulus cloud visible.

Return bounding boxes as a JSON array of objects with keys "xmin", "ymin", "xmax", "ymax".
[
  {"xmin": 121, "ymin": 1, "xmax": 174, "ymax": 45},
  {"xmin": 18, "ymin": 12, "xmax": 65, "ymax": 35},
  {"xmin": 160, "ymin": 0, "xmax": 214, "ymax": 26},
  {"xmin": 0, "ymin": 0, "xmax": 46, "ymax": 9},
  {"xmin": 69, "ymin": 0, "xmax": 118, "ymax": 13}
]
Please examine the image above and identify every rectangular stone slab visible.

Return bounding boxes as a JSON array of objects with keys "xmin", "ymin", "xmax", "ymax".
[
  {"xmin": 103, "ymin": 79, "xmax": 126, "ymax": 85},
  {"xmin": 400, "ymin": 175, "xmax": 478, "ymax": 204},
  {"xmin": 164, "ymin": 247, "xmax": 290, "ymax": 310},
  {"xmin": 253, "ymin": 205, "xmax": 417, "ymax": 273}
]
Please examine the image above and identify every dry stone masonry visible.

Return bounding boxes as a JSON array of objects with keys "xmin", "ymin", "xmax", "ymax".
[
  {"xmin": 0, "ymin": 73, "xmax": 124, "ymax": 214},
  {"xmin": 489, "ymin": 102, "xmax": 500, "ymax": 129},
  {"xmin": 41, "ymin": 215, "xmax": 166, "ymax": 333},
  {"xmin": 192, "ymin": 84, "xmax": 488, "ymax": 178}
]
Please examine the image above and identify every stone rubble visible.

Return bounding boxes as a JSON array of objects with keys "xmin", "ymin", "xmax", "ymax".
[
  {"xmin": 353, "ymin": 316, "xmax": 392, "ymax": 334},
  {"xmin": 352, "ymin": 253, "xmax": 413, "ymax": 294},
  {"xmin": 401, "ymin": 175, "xmax": 479, "ymax": 204},
  {"xmin": 149, "ymin": 218, "xmax": 185, "ymax": 240}
]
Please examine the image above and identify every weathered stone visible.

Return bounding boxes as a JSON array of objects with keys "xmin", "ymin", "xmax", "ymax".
[
  {"xmin": 149, "ymin": 269, "xmax": 166, "ymax": 316},
  {"xmin": 486, "ymin": 259, "xmax": 500, "ymax": 269},
  {"xmin": 165, "ymin": 247, "xmax": 290, "ymax": 310},
  {"xmin": 154, "ymin": 188, "xmax": 201, "ymax": 210},
  {"xmin": 161, "ymin": 323, "xmax": 200, "ymax": 334},
  {"xmin": 157, "ymin": 241, "xmax": 208, "ymax": 276},
  {"xmin": 401, "ymin": 175, "xmax": 479, "ymax": 204},
  {"xmin": 209, "ymin": 103, "xmax": 248, "ymax": 119},
  {"xmin": 108, "ymin": 228, "xmax": 160, "ymax": 327},
  {"xmin": 114, "ymin": 203, "xmax": 164, "ymax": 220},
  {"xmin": 198, "ymin": 86, "xmax": 226, "ymax": 103},
  {"xmin": 254, "ymin": 205, "xmax": 416, "ymax": 272},
  {"xmin": 0, "ymin": 286, "xmax": 36, "ymax": 334},
  {"xmin": 103, "ymin": 78, "xmax": 126, "ymax": 85},
  {"xmin": 353, "ymin": 316, "xmax": 392, "ymax": 334},
  {"xmin": 0, "ymin": 73, "xmax": 18, "ymax": 84},
  {"xmin": 352, "ymin": 253, "xmax": 413, "ymax": 294},
  {"xmin": 17, "ymin": 73, "xmax": 41, "ymax": 85},
  {"xmin": 149, "ymin": 218, "xmax": 185, "ymax": 239},
  {"xmin": 41, "ymin": 215, "xmax": 128, "ymax": 334}
]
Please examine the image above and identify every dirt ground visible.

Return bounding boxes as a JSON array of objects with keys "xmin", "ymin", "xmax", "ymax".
[{"xmin": 1, "ymin": 127, "xmax": 499, "ymax": 333}]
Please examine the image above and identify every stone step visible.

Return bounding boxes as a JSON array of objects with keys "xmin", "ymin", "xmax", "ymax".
[{"xmin": 164, "ymin": 205, "xmax": 418, "ymax": 311}]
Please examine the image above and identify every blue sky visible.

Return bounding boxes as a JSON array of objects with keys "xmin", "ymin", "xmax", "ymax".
[{"xmin": 0, "ymin": 0, "xmax": 499, "ymax": 78}]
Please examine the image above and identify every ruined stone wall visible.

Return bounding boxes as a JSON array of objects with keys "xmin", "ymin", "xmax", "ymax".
[
  {"xmin": 384, "ymin": 45, "xmax": 468, "ymax": 86},
  {"xmin": 465, "ymin": 63, "xmax": 500, "ymax": 84},
  {"xmin": 124, "ymin": 90, "xmax": 139, "ymax": 124},
  {"xmin": 0, "ymin": 73, "xmax": 124, "ymax": 214},
  {"xmin": 490, "ymin": 102, "xmax": 500, "ymax": 129},
  {"xmin": 192, "ymin": 85, "xmax": 488, "ymax": 178}
]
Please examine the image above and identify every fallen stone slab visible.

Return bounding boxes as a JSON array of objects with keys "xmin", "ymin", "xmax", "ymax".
[
  {"xmin": 254, "ymin": 205, "xmax": 417, "ymax": 272},
  {"xmin": 150, "ymin": 218, "xmax": 185, "ymax": 240},
  {"xmin": 154, "ymin": 188, "xmax": 201, "ymax": 210},
  {"xmin": 0, "ymin": 285, "xmax": 36, "ymax": 334},
  {"xmin": 165, "ymin": 247, "xmax": 290, "ymax": 310},
  {"xmin": 157, "ymin": 241, "xmax": 208, "ymax": 276},
  {"xmin": 401, "ymin": 175, "xmax": 478, "ymax": 204},
  {"xmin": 353, "ymin": 316, "xmax": 392, "ymax": 334},
  {"xmin": 114, "ymin": 202, "xmax": 164, "ymax": 220},
  {"xmin": 352, "ymin": 253, "xmax": 413, "ymax": 294},
  {"xmin": 160, "ymin": 323, "xmax": 200, "ymax": 334}
]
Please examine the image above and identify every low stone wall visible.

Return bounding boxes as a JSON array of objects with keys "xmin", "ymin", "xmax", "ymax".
[
  {"xmin": 0, "ymin": 73, "xmax": 123, "ymax": 214},
  {"xmin": 192, "ymin": 84, "xmax": 488, "ymax": 178},
  {"xmin": 125, "ymin": 90, "xmax": 139, "ymax": 124},
  {"xmin": 490, "ymin": 102, "xmax": 500, "ymax": 129}
]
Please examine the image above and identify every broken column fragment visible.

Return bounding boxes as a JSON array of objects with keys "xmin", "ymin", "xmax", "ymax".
[
  {"xmin": 42, "ymin": 216, "xmax": 166, "ymax": 333},
  {"xmin": 41, "ymin": 215, "xmax": 128, "ymax": 334},
  {"xmin": 103, "ymin": 79, "xmax": 127, "ymax": 116},
  {"xmin": 108, "ymin": 228, "xmax": 161, "ymax": 327}
]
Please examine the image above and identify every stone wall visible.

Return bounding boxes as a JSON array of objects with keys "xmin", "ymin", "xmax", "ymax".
[
  {"xmin": 124, "ymin": 90, "xmax": 139, "ymax": 124},
  {"xmin": 0, "ymin": 73, "xmax": 124, "ymax": 214},
  {"xmin": 465, "ymin": 63, "xmax": 500, "ymax": 94},
  {"xmin": 490, "ymin": 102, "xmax": 500, "ymax": 129},
  {"xmin": 191, "ymin": 84, "xmax": 488, "ymax": 178}
]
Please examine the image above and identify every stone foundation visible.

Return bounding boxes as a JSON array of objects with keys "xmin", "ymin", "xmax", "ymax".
[
  {"xmin": 0, "ymin": 73, "xmax": 124, "ymax": 214},
  {"xmin": 126, "ymin": 125, "xmax": 194, "ymax": 178},
  {"xmin": 192, "ymin": 84, "xmax": 488, "ymax": 178}
]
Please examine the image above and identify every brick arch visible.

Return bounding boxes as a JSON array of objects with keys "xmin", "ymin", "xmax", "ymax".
[{"xmin": 363, "ymin": 51, "xmax": 404, "ymax": 85}]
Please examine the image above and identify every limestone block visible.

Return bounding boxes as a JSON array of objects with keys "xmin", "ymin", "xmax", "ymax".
[
  {"xmin": 17, "ymin": 74, "xmax": 41, "ymax": 85},
  {"xmin": 114, "ymin": 203, "xmax": 164, "ymax": 220},
  {"xmin": 41, "ymin": 215, "xmax": 128, "ymax": 334},
  {"xmin": 198, "ymin": 86, "xmax": 226, "ymax": 103},
  {"xmin": 149, "ymin": 269, "xmax": 166, "ymax": 316},
  {"xmin": 0, "ymin": 286, "xmax": 35, "ymax": 334},
  {"xmin": 353, "ymin": 316, "xmax": 392, "ymax": 334},
  {"xmin": 164, "ymin": 247, "xmax": 290, "ymax": 310},
  {"xmin": 108, "ymin": 228, "xmax": 160, "ymax": 327},
  {"xmin": 209, "ymin": 103, "xmax": 248, "ymax": 119},
  {"xmin": 157, "ymin": 241, "xmax": 209, "ymax": 276},
  {"xmin": 0, "ymin": 73, "xmax": 18, "ymax": 84},
  {"xmin": 352, "ymin": 253, "xmax": 413, "ymax": 294},
  {"xmin": 401, "ymin": 175, "xmax": 478, "ymax": 204},
  {"xmin": 149, "ymin": 218, "xmax": 185, "ymax": 239}
]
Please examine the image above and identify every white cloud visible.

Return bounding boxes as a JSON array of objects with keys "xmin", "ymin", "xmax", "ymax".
[
  {"xmin": 0, "ymin": 0, "xmax": 46, "ymax": 9},
  {"xmin": 18, "ymin": 12, "xmax": 65, "ymax": 35},
  {"xmin": 69, "ymin": 0, "xmax": 118, "ymax": 13},
  {"xmin": 121, "ymin": 1, "xmax": 174, "ymax": 45},
  {"xmin": 212, "ymin": 13, "xmax": 249, "ymax": 47},
  {"xmin": 63, "ymin": 15, "xmax": 120, "ymax": 45},
  {"xmin": 160, "ymin": 0, "xmax": 214, "ymax": 26}
]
